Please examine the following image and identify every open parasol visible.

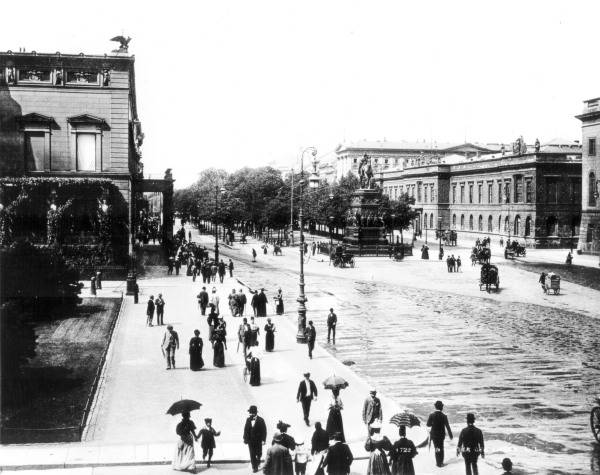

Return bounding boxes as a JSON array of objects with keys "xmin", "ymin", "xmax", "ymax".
[
  {"xmin": 389, "ymin": 410, "xmax": 421, "ymax": 428},
  {"xmin": 166, "ymin": 399, "xmax": 202, "ymax": 416},
  {"xmin": 323, "ymin": 375, "xmax": 349, "ymax": 390}
]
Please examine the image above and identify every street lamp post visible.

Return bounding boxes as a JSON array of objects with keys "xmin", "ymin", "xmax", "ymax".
[
  {"xmin": 296, "ymin": 146, "xmax": 317, "ymax": 343},
  {"xmin": 214, "ymin": 186, "xmax": 226, "ymax": 263},
  {"xmin": 329, "ymin": 215, "xmax": 334, "ymax": 249},
  {"xmin": 438, "ymin": 216, "xmax": 442, "ymax": 250}
]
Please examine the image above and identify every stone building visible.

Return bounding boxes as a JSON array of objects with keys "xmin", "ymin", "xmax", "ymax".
[
  {"xmin": 380, "ymin": 141, "xmax": 582, "ymax": 247},
  {"xmin": 575, "ymin": 97, "xmax": 600, "ymax": 254},
  {"xmin": 0, "ymin": 49, "xmax": 174, "ymax": 257},
  {"xmin": 335, "ymin": 140, "xmax": 500, "ymax": 181}
]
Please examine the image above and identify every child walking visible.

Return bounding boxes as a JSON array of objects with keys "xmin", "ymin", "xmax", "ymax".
[{"xmin": 198, "ymin": 418, "xmax": 221, "ymax": 468}]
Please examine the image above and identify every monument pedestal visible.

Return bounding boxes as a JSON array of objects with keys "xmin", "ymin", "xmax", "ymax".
[{"xmin": 342, "ymin": 188, "xmax": 388, "ymax": 252}]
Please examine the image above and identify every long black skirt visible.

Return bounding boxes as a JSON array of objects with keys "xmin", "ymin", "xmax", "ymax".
[
  {"xmin": 213, "ymin": 341, "xmax": 225, "ymax": 368},
  {"xmin": 326, "ymin": 408, "xmax": 345, "ymax": 442},
  {"xmin": 265, "ymin": 331, "xmax": 274, "ymax": 352},
  {"xmin": 190, "ymin": 349, "xmax": 204, "ymax": 371}
]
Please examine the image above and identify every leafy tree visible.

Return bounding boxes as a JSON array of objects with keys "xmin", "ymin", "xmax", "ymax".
[{"xmin": 380, "ymin": 193, "xmax": 419, "ymax": 244}]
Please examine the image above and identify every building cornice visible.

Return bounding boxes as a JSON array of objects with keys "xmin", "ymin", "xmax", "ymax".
[{"xmin": 575, "ymin": 111, "xmax": 600, "ymax": 122}]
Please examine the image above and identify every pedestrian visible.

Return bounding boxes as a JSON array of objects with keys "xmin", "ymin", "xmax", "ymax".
[
  {"xmin": 262, "ymin": 431, "xmax": 293, "ymax": 475},
  {"xmin": 175, "ymin": 258, "xmax": 181, "ymax": 276},
  {"xmin": 276, "ymin": 421, "xmax": 297, "ymax": 450},
  {"xmin": 238, "ymin": 317, "xmax": 251, "ymax": 355},
  {"xmin": 322, "ymin": 432, "xmax": 353, "ymax": 475},
  {"xmin": 192, "ymin": 264, "xmax": 198, "ymax": 282},
  {"xmin": 297, "ymin": 372, "xmax": 318, "ymax": 426},
  {"xmin": 155, "ymin": 293, "xmax": 165, "ymax": 326},
  {"xmin": 364, "ymin": 421, "xmax": 392, "ymax": 475},
  {"xmin": 250, "ymin": 316, "xmax": 260, "ymax": 346},
  {"xmin": 212, "ymin": 321, "xmax": 226, "ymax": 368},
  {"xmin": 252, "ymin": 248, "xmax": 257, "ymax": 262},
  {"xmin": 446, "ymin": 255, "xmax": 452, "ymax": 272},
  {"xmin": 305, "ymin": 321, "xmax": 316, "ymax": 359},
  {"xmin": 538, "ymin": 272, "xmax": 547, "ymax": 293},
  {"xmin": 263, "ymin": 244, "xmax": 268, "ymax": 255},
  {"xmin": 172, "ymin": 411, "xmax": 199, "ymax": 472},
  {"xmin": 264, "ymin": 318, "xmax": 276, "ymax": 351},
  {"xmin": 294, "ymin": 441, "xmax": 310, "ymax": 475},
  {"xmin": 133, "ymin": 282, "xmax": 139, "ymax": 304},
  {"xmin": 311, "ymin": 241, "xmax": 316, "ymax": 256},
  {"xmin": 238, "ymin": 288, "xmax": 247, "ymax": 316},
  {"xmin": 228, "ymin": 258, "xmax": 234, "ymax": 277},
  {"xmin": 95, "ymin": 270, "xmax": 102, "ymax": 290},
  {"xmin": 311, "ymin": 422, "xmax": 329, "ymax": 455},
  {"xmin": 167, "ymin": 258, "xmax": 174, "ymax": 275},
  {"xmin": 327, "ymin": 308, "xmax": 337, "ymax": 344},
  {"xmin": 161, "ymin": 325, "xmax": 179, "ymax": 370},
  {"xmin": 251, "ymin": 290, "xmax": 259, "ymax": 316},
  {"xmin": 229, "ymin": 288, "xmax": 239, "ymax": 316},
  {"xmin": 243, "ymin": 405, "xmax": 267, "ymax": 473},
  {"xmin": 566, "ymin": 251, "xmax": 573, "ymax": 265},
  {"xmin": 456, "ymin": 413, "xmax": 484, "ymax": 475},
  {"xmin": 439, "ymin": 245, "xmax": 444, "ymax": 261},
  {"xmin": 198, "ymin": 418, "xmax": 220, "ymax": 468},
  {"xmin": 256, "ymin": 288, "xmax": 268, "ymax": 317},
  {"xmin": 189, "ymin": 329, "xmax": 204, "ymax": 371},
  {"xmin": 210, "ymin": 287, "xmax": 220, "ymax": 314},
  {"xmin": 501, "ymin": 457, "xmax": 513, "ymax": 475},
  {"xmin": 362, "ymin": 390, "xmax": 383, "ymax": 434},
  {"xmin": 456, "ymin": 256, "xmax": 462, "ymax": 272},
  {"xmin": 275, "ymin": 289, "xmax": 284, "ymax": 315},
  {"xmin": 218, "ymin": 259, "xmax": 226, "ymax": 283},
  {"xmin": 90, "ymin": 276, "xmax": 96, "ymax": 296},
  {"xmin": 146, "ymin": 295, "xmax": 155, "ymax": 326},
  {"xmin": 389, "ymin": 425, "xmax": 417, "ymax": 475},
  {"xmin": 197, "ymin": 286, "xmax": 209, "ymax": 315},
  {"xmin": 245, "ymin": 351, "xmax": 261, "ymax": 386},
  {"xmin": 207, "ymin": 304, "xmax": 219, "ymax": 345},
  {"xmin": 499, "ymin": 237, "xmax": 504, "ymax": 248},
  {"xmin": 426, "ymin": 400, "xmax": 453, "ymax": 467},
  {"xmin": 326, "ymin": 388, "xmax": 345, "ymax": 442}
]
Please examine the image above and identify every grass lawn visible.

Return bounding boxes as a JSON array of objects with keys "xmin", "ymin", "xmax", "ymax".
[{"xmin": 2, "ymin": 297, "xmax": 121, "ymax": 443}]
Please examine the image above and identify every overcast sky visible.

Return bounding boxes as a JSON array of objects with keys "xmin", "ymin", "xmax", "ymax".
[{"xmin": 2, "ymin": 1, "xmax": 598, "ymax": 187}]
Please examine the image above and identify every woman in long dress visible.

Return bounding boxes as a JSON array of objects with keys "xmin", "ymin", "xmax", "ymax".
[
  {"xmin": 245, "ymin": 351, "xmax": 261, "ymax": 386},
  {"xmin": 326, "ymin": 388, "xmax": 345, "ymax": 442},
  {"xmin": 264, "ymin": 318, "xmax": 275, "ymax": 352},
  {"xmin": 212, "ymin": 325, "xmax": 226, "ymax": 368},
  {"xmin": 173, "ymin": 412, "xmax": 199, "ymax": 472},
  {"xmin": 389, "ymin": 426, "xmax": 417, "ymax": 475},
  {"xmin": 206, "ymin": 304, "xmax": 218, "ymax": 345},
  {"xmin": 365, "ymin": 423, "xmax": 392, "ymax": 475},
  {"xmin": 275, "ymin": 289, "xmax": 284, "ymax": 315},
  {"xmin": 189, "ymin": 330, "xmax": 204, "ymax": 371}
]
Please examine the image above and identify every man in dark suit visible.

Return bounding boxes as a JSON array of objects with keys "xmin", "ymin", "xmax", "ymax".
[
  {"xmin": 322, "ymin": 432, "xmax": 353, "ymax": 475},
  {"xmin": 146, "ymin": 295, "xmax": 155, "ymax": 326},
  {"xmin": 456, "ymin": 413, "xmax": 484, "ymax": 475},
  {"xmin": 297, "ymin": 372, "xmax": 318, "ymax": 425},
  {"xmin": 244, "ymin": 405, "xmax": 267, "ymax": 473},
  {"xmin": 326, "ymin": 308, "xmax": 337, "ymax": 344},
  {"xmin": 305, "ymin": 321, "xmax": 316, "ymax": 359},
  {"xmin": 426, "ymin": 400, "xmax": 453, "ymax": 467},
  {"xmin": 197, "ymin": 286, "xmax": 209, "ymax": 315}
]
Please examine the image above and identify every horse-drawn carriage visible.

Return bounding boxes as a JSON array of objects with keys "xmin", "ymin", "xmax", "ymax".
[
  {"xmin": 479, "ymin": 263, "xmax": 500, "ymax": 292},
  {"xmin": 504, "ymin": 240, "xmax": 526, "ymax": 259},
  {"xmin": 471, "ymin": 247, "xmax": 491, "ymax": 265},
  {"xmin": 330, "ymin": 246, "xmax": 355, "ymax": 268},
  {"xmin": 272, "ymin": 243, "xmax": 283, "ymax": 256}
]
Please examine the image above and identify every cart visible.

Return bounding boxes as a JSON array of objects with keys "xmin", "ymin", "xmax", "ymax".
[
  {"xmin": 544, "ymin": 273, "xmax": 561, "ymax": 295},
  {"xmin": 479, "ymin": 263, "xmax": 500, "ymax": 293}
]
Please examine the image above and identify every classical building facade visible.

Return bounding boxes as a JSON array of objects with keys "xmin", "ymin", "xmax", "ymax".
[
  {"xmin": 0, "ymin": 49, "xmax": 173, "ymax": 257},
  {"xmin": 334, "ymin": 140, "xmax": 501, "ymax": 181},
  {"xmin": 380, "ymin": 142, "xmax": 582, "ymax": 247},
  {"xmin": 576, "ymin": 97, "xmax": 600, "ymax": 254}
]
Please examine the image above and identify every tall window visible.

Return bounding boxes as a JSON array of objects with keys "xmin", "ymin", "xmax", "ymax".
[
  {"xmin": 526, "ymin": 181, "xmax": 532, "ymax": 203},
  {"xmin": 423, "ymin": 213, "xmax": 428, "ymax": 229},
  {"xmin": 76, "ymin": 133, "xmax": 96, "ymax": 171},
  {"xmin": 478, "ymin": 184, "xmax": 483, "ymax": 204},
  {"xmin": 424, "ymin": 186, "xmax": 428, "ymax": 203},
  {"xmin": 460, "ymin": 185, "xmax": 465, "ymax": 203},
  {"xmin": 487, "ymin": 215, "xmax": 493, "ymax": 232},
  {"xmin": 590, "ymin": 172, "xmax": 597, "ymax": 206},
  {"xmin": 589, "ymin": 137, "xmax": 596, "ymax": 156},
  {"xmin": 417, "ymin": 183, "xmax": 422, "ymax": 202},
  {"xmin": 478, "ymin": 215, "xmax": 483, "ymax": 231},
  {"xmin": 546, "ymin": 178, "xmax": 559, "ymax": 203},
  {"xmin": 452, "ymin": 214, "xmax": 456, "ymax": 228},
  {"xmin": 498, "ymin": 215, "xmax": 502, "ymax": 232},
  {"xmin": 525, "ymin": 216, "xmax": 531, "ymax": 236},
  {"xmin": 504, "ymin": 182, "xmax": 511, "ymax": 203},
  {"xmin": 460, "ymin": 214, "xmax": 465, "ymax": 229},
  {"xmin": 487, "ymin": 183, "xmax": 493, "ymax": 203},
  {"xmin": 514, "ymin": 215, "xmax": 521, "ymax": 236},
  {"xmin": 452, "ymin": 185, "xmax": 456, "ymax": 204},
  {"xmin": 515, "ymin": 175, "xmax": 523, "ymax": 202},
  {"xmin": 469, "ymin": 184, "xmax": 474, "ymax": 204},
  {"xmin": 430, "ymin": 214, "xmax": 434, "ymax": 228},
  {"xmin": 24, "ymin": 131, "xmax": 47, "ymax": 171},
  {"xmin": 469, "ymin": 215, "xmax": 474, "ymax": 230},
  {"xmin": 498, "ymin": 182, "xmax": 503, "ymax": 204}
]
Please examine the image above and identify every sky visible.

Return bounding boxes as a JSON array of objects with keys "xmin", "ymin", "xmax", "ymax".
[{"xmin": 2, "ymin": 1, "xmax": 599, "ymax": 188}]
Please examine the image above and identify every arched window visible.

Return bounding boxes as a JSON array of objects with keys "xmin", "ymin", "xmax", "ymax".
[
  {"xmin": 514, "ymin": 215, "xmax": 521, "ymax": 236},
  {"xmin": 430, "ymin": 214, "xmax": 434, "ymax": 229},
  {"xmin": 469, "ymin": 215, "xmax": 474, "ymax": 230},
  {"xmin": 487, "ymin": 215, "xmax": 493, "ymax": 232},
  {"xmin": 478, "ymin": 215, "xmax": 483, "ymax": 231},
  {"xmin": 504, "ymin": 216, "xmax": 510, "ymax": 232},
  {"xmin": 546, "ymin": 216, "xmax": 557, "ymax": 236},
  {"xmin": 452, "ymin": 214, "xmax": 456, "ymax": 229},
  {"xmin": 525, "ymin": 216, "xmax": 531, "ymax": 236},
  {"xmin": 423, "ymin": 213, "xmax": 428, "ymax": 229},
  {"xmin": 460, "ymin": 214, "xmax": 465, "ymax": 229},
  {"xmin": 589, "ymin": 172, "xmax": 597, "ymax": 206},
  {"xmin": 498, "ymin": 215, "xmax": 502, "ymax": 233}
]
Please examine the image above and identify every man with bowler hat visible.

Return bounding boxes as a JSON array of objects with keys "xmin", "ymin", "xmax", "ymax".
[
  {"xmin": 456, "ymin": 413, "xmax": 484, "ymax": 475},
  {"xmin": 297, "ymin": 372, "xmax": 318, "ymax": 425},
  {"xmin": 305, "ymin": 321, "xmax": 316, "ymax": 359},
  {"xmin": 322, "ymin": 432, "xmax": 353, "ymax": 475},
  {"xmin": 362, "ymin": 389, "xmax": 383, "ymax": 434},
  {"xmin": 244, "ymin": 405, "xmax": 267, "ymax": 472},
  {"xmin": 262, "ymin": 431, "xmax": 293, "ymax": 475},
  {"xmin": 426, "ymin": 400, "xmax": 453, "ymax": 467},
  {"xmin": 197, "ymin": 286, "xmax": 209, "ymax": 315}
]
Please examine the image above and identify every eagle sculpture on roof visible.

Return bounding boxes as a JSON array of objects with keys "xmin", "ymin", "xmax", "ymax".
[{"xmin": 110, "ymin": 35, "xmax": 131, "ymax": 53}]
